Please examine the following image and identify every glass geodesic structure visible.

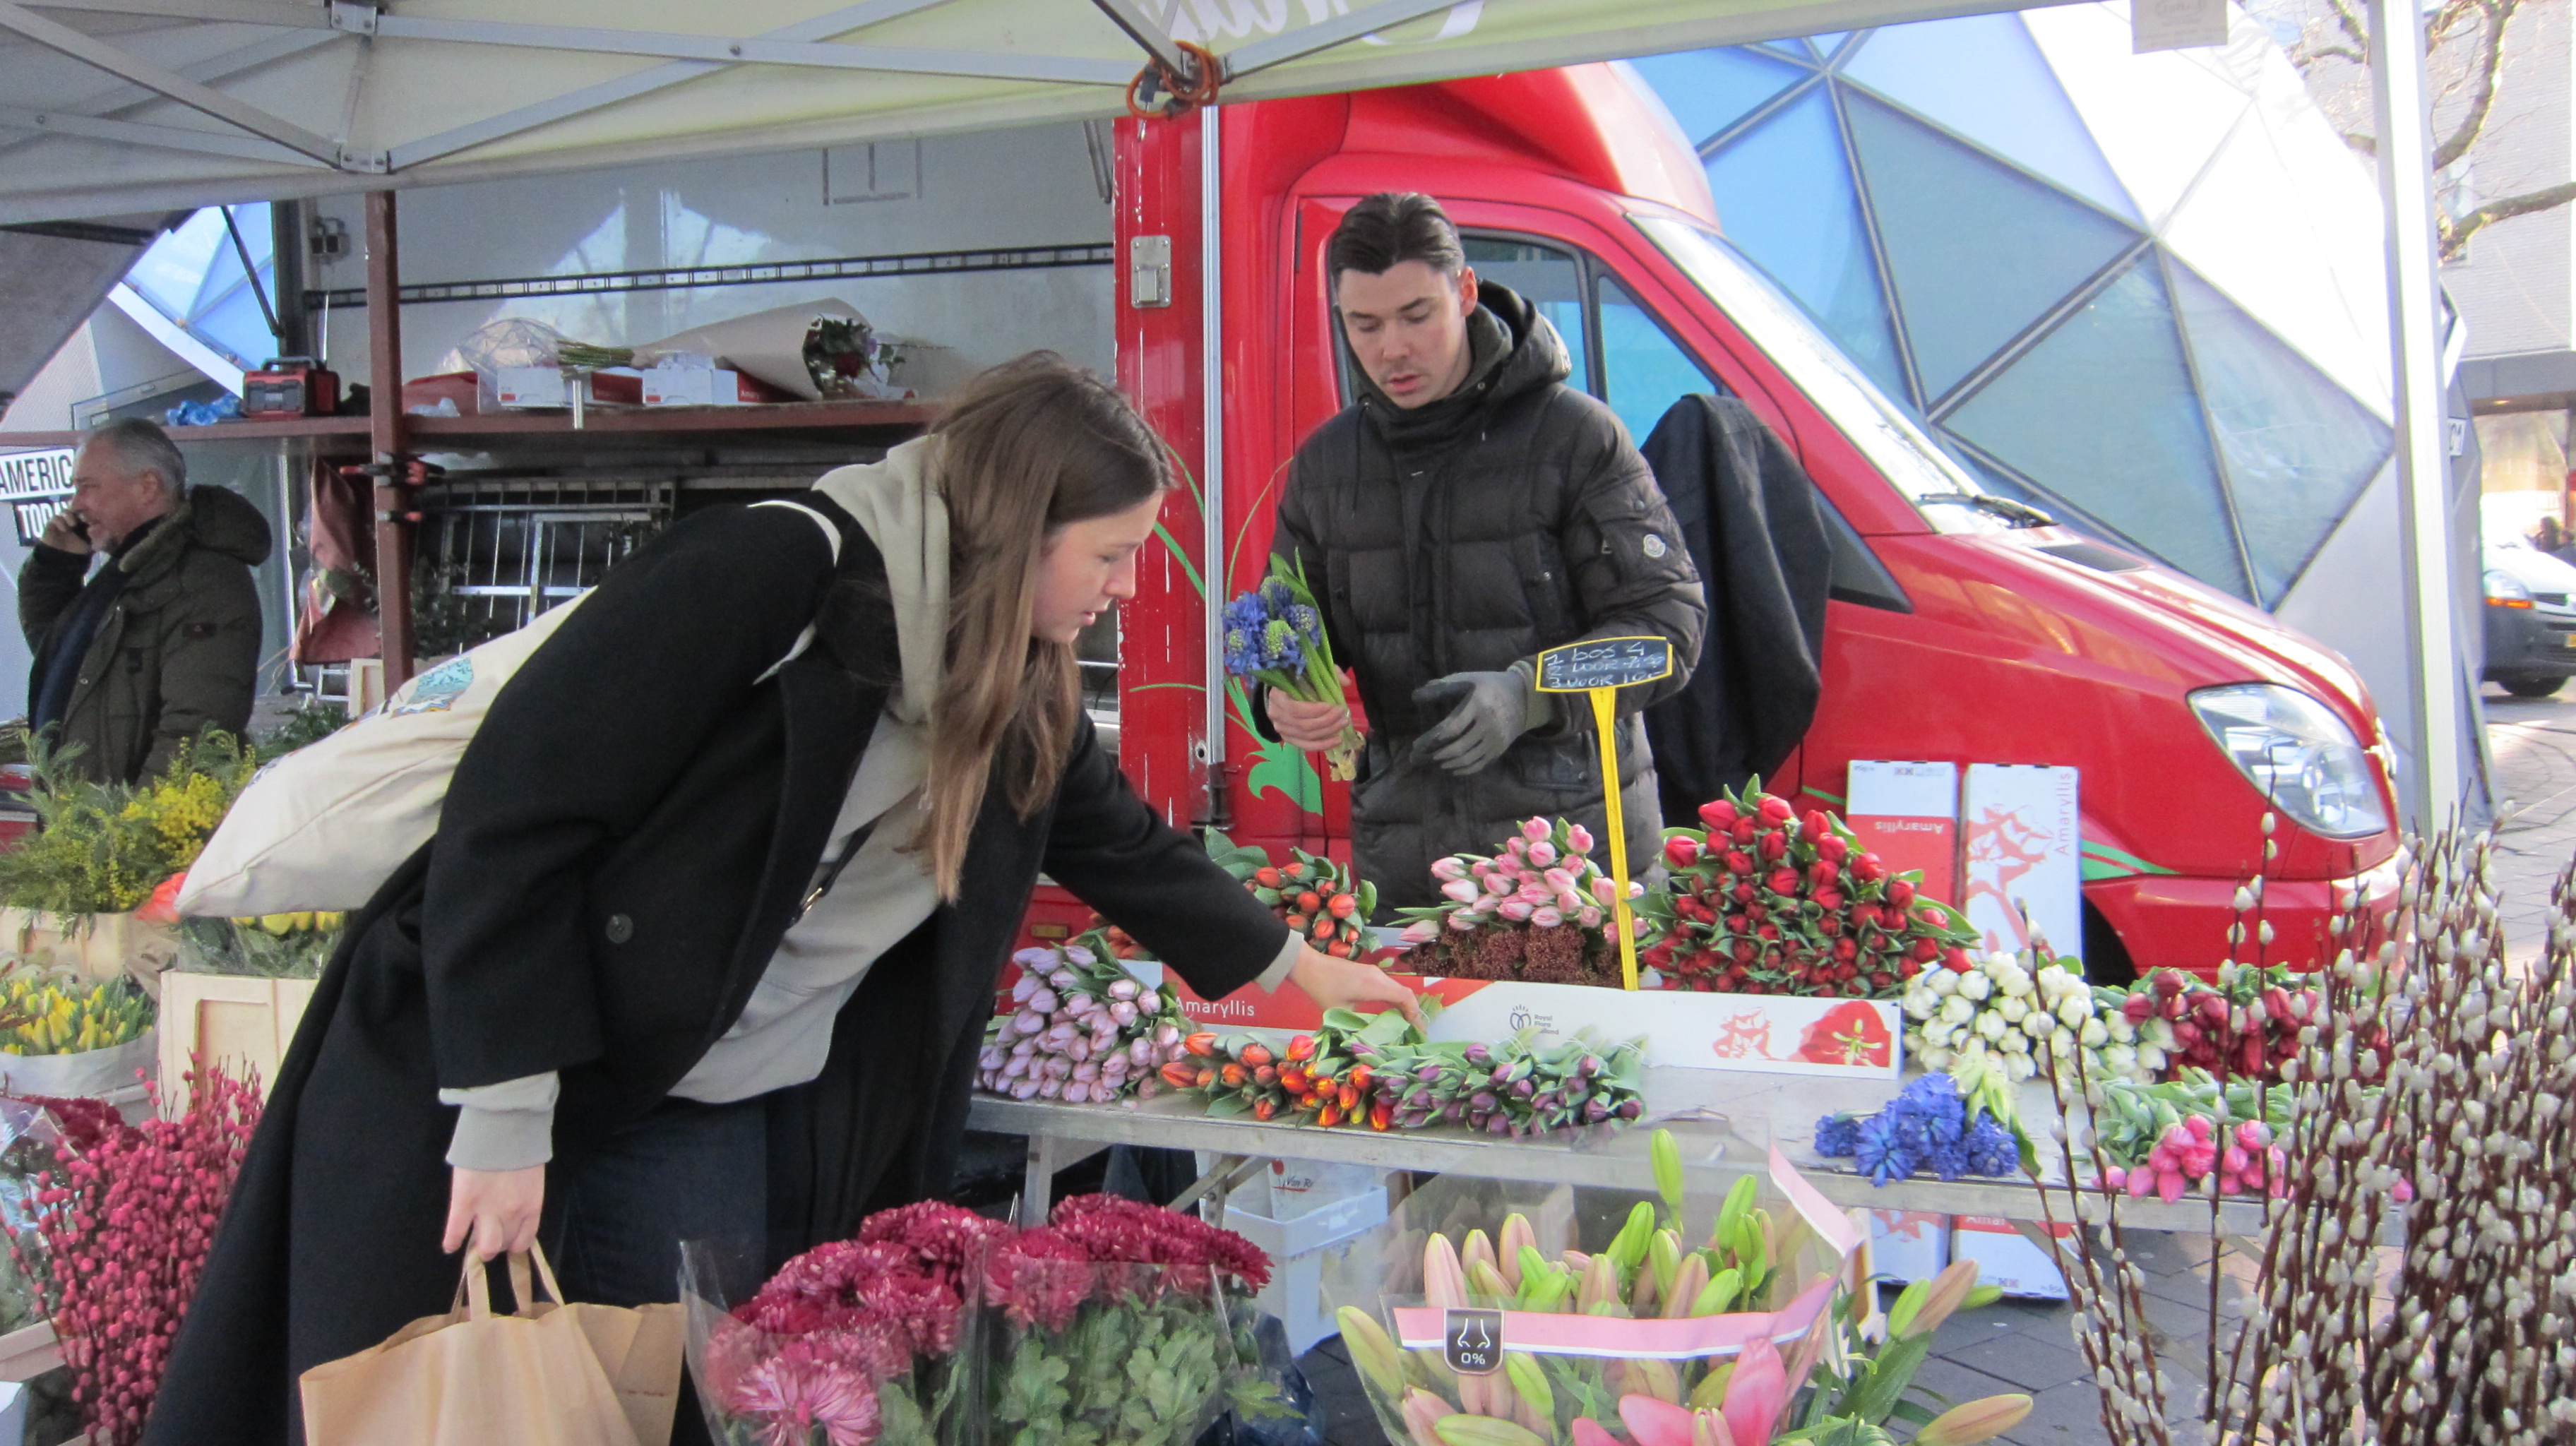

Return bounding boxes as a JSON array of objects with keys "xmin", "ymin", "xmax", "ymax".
[{"xmin": 1631, "ymin": 4, "xmax": 2397, "ymax": 613}]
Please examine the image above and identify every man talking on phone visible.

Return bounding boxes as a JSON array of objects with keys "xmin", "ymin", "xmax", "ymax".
[{"xmin": 20, "ymin": 418, "xmax": 270, "ymax": 783}]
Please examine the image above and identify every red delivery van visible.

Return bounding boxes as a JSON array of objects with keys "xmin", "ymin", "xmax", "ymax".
[{"xmin": 1061, "ymin": 64, "xmax": 2400, "ymax": 982}]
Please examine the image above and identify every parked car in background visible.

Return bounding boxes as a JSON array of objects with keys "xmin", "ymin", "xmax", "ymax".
[{"xmin": 2482, "ymin": 539, "xmax": 2576, "ymax": 698}]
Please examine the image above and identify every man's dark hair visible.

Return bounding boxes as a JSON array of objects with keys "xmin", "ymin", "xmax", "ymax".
[{"xmin": 1327, "ymin": 192, "xmax": 1466, "ymax": 284}]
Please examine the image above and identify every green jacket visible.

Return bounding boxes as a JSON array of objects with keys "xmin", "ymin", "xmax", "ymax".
[{"xmin": 18, "ymin": 486, "xmax": 270, "ymax": 783}]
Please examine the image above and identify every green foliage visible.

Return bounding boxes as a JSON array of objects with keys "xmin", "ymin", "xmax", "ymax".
[
  {"xmin": 994, "ymin": 1289, "xmax": 1260, "ymax": 1446},
  {"xmin": 0, "ymin": 732, "xmax": 256, "ymax": 915},
  {"xmin": 254, "ymin": 698, "xmax": 348, "ymax": 758}
]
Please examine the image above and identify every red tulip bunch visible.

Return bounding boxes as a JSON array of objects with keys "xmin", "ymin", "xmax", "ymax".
[
  {"xmin": 2117, "ymin": 963, "xmax": 2370, "ymax": 1084},
  {"xmin": 1640, "ymin": 784, "xmax": 1977, "ymax": 999},
  {"xmin": 14, "ymin": 1064, "xmax": 261, "ymax": 1446}
]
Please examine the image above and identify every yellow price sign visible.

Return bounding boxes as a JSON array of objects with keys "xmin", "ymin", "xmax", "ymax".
[{"xmin": 1533, "ymin": 635, "xmax": 1676, "ymax": 990}]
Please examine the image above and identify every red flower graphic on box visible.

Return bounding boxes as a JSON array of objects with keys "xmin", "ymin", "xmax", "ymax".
[
  {"xmin": 1709, "ymin": 1010, "xmax": 1775, "ymax": 1060},
  {"xmin": 1792, "ymin": 1002, "xmax": 1893, "ymax": 1068}
]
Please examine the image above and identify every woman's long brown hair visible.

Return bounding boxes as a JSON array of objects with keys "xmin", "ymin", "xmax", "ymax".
[{"xmin": 922, "ymin": 352, "xmax": 1171, "ymax": 898}]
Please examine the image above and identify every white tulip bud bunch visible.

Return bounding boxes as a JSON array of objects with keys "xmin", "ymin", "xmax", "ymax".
[{"xmin": 1900, "ymin": 948, "xmax": 2164, "ymax": 1086}]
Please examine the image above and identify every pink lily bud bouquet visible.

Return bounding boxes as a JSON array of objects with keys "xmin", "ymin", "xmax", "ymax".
[{"xmin": 1328, "ymin": 1128, "xmax": 2032, "ymax": 1446}]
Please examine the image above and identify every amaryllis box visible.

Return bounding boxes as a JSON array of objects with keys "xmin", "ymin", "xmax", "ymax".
[
  {"xmin": 1138, "ymin": 965, "xmax": 1904, "ymax": 1082},
  {"xmin": 1960, "ymin": 764, "xmax": 2082, "ymax": 960},
  {"xmin": 1845, "ymin": 760, "xmax": 1960, "ymax": 906}
]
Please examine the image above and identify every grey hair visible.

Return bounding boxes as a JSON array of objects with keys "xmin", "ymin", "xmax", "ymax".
[{"xmin": 83, "ymin": 417, "xmax": 187, "ymax": 500}]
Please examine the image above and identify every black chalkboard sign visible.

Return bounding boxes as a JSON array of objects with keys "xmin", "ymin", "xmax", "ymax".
[{"xmin": 1534, "ymin": 635, "xmax": 1674, "ymax": 693}]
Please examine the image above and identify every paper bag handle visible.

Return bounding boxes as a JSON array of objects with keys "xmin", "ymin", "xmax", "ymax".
[{"xmin": 460, "ymin": 1242, "xmax": 568, "ymax": 1320}]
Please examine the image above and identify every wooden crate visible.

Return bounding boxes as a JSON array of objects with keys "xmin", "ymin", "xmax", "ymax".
[
  {"xmin": 0, "ymin": 1320, "xmax": 58, "ymax": 1383},
  {"xmin": 155, "ymin": 972, "xmax": 317, "ymax": 1113},
  {"xmin": 0, "ymin": 909, "xmax": 180, "ymax": 991}
]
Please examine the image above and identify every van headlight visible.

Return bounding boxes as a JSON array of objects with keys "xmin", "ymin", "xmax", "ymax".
[
  {"xmin": 2486, "ymin": 569, "xmax": 2533, "ymax": 607},
  {"xmin": 2188, "ymin": 684, "xmax": 2390, "ymax": 839}
]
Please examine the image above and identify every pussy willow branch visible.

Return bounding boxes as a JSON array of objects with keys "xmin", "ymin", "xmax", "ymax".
[
  {"xmin": 2037, "ymin": 1037, "xmax": 2174, "ymax": 1444},
  {"xmin": 2037, "ymin": 820, "xmax": 2576, "ymax": 1444}
]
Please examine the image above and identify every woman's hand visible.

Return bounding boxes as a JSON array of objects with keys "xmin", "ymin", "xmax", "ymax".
[
  {"xmin": 444, "ymin": 1165, "xmax": 545, "ymax": 1260},
  {"xmin": 1287, "ymin": 945, "xmax": 1423, "ymax": 1027},
  {"xmin": 1266, "ymin": 692, "xmax": 1351, "ymax": 753}
]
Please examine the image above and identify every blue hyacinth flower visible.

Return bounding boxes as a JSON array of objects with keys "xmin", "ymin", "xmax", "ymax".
[
  {"xmin": 1854, "ymin": 1114, "xmax": 1914, "ymax": 1187},
  {"xmin": 1813, "ymin": 1112, "xmax": 1862, "ymax": 1157}
]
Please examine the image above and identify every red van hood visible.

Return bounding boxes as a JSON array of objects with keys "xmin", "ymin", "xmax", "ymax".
[{"xmin": 1966, "ymin": 527, "xmax": 2384, "ymax": 738}]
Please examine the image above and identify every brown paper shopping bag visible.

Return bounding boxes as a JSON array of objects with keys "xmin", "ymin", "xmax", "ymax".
[{"xmin": 299, "ymin": 1245, "xmax": 684, "ymax": 1446}]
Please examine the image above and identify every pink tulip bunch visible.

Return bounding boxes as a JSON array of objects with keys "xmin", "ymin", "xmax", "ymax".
[
  {"xmin": 1407, "ymin": 816, "xmax": 1639, "ymax": 940},
  {"xmin": 2102, "ymin": 1116, "xmax": 2291, "ymax": 1203},
  {"xmin": 1396, "ymin": 820, "xmax": 1652, "ymax": 991},
  {"xmin": 13, "ymin": 1065, "xmax": 262, "ymax": 1446}
]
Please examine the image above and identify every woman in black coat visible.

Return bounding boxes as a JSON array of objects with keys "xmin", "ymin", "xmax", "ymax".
[{"xmin": 144, "ymin": 354, "xmax": 1418, "ymax": 1445}]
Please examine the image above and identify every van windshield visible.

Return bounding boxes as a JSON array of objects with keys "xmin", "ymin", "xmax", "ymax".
[{"xmin": 1632, "ymin": 214, "xmax": 2013, "ymax": 534}]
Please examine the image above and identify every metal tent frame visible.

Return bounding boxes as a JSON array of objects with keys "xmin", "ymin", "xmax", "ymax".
[{"xmin": 0, "ymin": 0, "xmax": 2466, "ymax": 823}]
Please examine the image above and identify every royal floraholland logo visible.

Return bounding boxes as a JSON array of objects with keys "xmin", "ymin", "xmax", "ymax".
[{"xmin": 1505, "ymin": 1005, "xmax": 1557, "ymax": 1034}]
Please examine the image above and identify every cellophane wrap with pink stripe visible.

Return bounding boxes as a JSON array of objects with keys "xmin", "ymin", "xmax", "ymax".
[{"xmin": 1320, "ymin": 1144, "xmax": 1865, "ymax": 1445}]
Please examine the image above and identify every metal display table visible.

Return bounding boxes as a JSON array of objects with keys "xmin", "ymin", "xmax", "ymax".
[{"xmin": 967, "ymin": 1065, "xmax": 2272, "ymax": 1239}]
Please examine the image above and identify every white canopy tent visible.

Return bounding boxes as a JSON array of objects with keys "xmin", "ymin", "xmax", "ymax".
[{"xmin": 0, "ymin": 0, "xmax": 2469, "ymax": 825}]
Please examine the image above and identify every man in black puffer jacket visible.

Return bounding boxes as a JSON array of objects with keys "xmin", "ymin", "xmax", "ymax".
[{"xmin": 1268, "ymin": 193, "xmax": 1706, "ymax": 912}]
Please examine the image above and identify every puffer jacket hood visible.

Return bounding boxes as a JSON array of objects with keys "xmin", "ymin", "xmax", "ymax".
[{"xmin": 126, "ymin": 485, "xmax": 273, "ymax": 576}]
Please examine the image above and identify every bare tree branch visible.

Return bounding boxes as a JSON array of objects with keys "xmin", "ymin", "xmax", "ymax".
[
  {"xmin": 2325, "ymin": 0, "xmax": 2370, "ymax": 54},
  {"xmin": 2342, "ymin": 129, "xmax": 2380, "ymax": 158},
  {"xmin": 2441, "ymin": 179, "xmax": 2576, "ymax": 258},
  {"xmin": 2431, "ymin": 0, "xmax": 2520, "ymax": 171}
]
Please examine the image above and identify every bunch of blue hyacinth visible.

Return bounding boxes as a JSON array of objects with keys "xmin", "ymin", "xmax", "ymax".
[
  {"xmin": 1815, "ymin": 1072, "xmax": 2025, "ymax": 1186},
  {"xmin": 1224, "ymin": 556, "xmax": 1362, "ymax": 780}
]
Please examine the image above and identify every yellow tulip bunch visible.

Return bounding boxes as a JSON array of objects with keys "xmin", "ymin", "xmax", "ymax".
[
  {"xmin": 0, "ymin": 972, "xmax": 152, "ymax": 1056},
  {"xmin": 232, "ymin": 912, "xmax": 343, "ymax": 936}
]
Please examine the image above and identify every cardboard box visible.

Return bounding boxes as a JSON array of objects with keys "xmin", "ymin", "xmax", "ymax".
[
  {"xmin": 1867, "ymin": 1209, "xmax": 1950, "ymax": 1284},
  {"xmin": 1950, "ymin": 1214, "xmax": 2071, "ymax": 1299},
  {"xmin": 1847, "ymin": 760, "xmax": 1960, "ymax": 906},
  {"xmin": 640, "ymin": 365, "xmax": 778, "ymax": 406},
  {"xmin": 491, "ymin": 366, "xmax": 643, "ymax": 408},
  {"xmin": 1114, "ymin": 964, "xmax": 1902, "ymax": 1080},
  {"xmin": 1960, "ymin": 764, "xmax": 2082, "ymax": 960}
]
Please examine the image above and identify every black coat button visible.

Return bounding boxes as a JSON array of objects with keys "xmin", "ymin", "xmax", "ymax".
[{"xmin": 604, "ymin": 914, "xmax": 634, "ymax": 944}]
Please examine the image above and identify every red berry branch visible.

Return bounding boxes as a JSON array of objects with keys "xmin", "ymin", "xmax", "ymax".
[{"xmin": 11, "ymin": 1064, "xmax": 261, "ymax": 1446}]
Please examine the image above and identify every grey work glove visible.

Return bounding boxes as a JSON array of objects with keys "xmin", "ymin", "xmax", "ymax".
[{"xmin": 1412, "ymin": 662, "xmax": 1554, "ymax": 775}]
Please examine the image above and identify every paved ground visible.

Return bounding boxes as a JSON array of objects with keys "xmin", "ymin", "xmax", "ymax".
[
  {"xmin": 1291, "ymin": 687, "xmax": 2576, "ymax": 1444},
  {"xmin": 2482, "ymin": 686, "xmax": 2576, "ymax": 960}
]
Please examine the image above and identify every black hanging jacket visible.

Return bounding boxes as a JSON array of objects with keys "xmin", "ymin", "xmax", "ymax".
[{"xmin": 1638, "ymin": 395, "xmax": 1833, "ymax": 815}]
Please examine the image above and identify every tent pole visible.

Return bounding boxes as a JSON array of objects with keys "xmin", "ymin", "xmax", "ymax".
[
  {"xmin": 365, "ymin": 189, "xmax": 417, "ymax": 691},
  {"xmin": 2369, "ymin": 0, "xmax": 2463, "ymax": 829},
  {"xmin": 1200, "ymin": 103, "xmax": 1226, "ymax": 829}
]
